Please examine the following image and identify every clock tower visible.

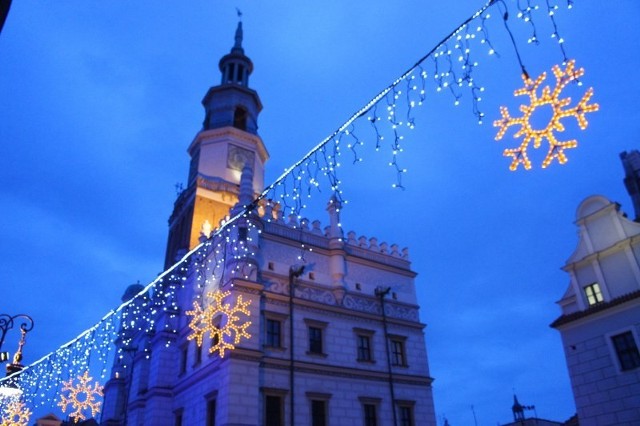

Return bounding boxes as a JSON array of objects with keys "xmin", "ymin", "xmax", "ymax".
[{"xmin": 164, "ymin": 21, "xmax": 268, "ymax": 268}]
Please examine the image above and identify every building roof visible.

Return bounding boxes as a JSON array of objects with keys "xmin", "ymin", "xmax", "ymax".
[{"xmin": 550, "ymin": 289, "xmax": 640, "ymax": 328}]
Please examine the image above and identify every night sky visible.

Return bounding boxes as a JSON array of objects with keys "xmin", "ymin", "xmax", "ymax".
[{"xmin": 2, "ymin": 1, "xmax": 640, "ymax": 424}]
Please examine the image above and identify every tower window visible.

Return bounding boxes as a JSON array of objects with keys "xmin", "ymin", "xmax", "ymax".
[
  {"xmin": 227, "ymin": 63, "xmax": 235, "ymax": 83},
  {"xmin": 236, "ymin": 64, "xmax": 245, "ymax": 83},
  {"xmin": 584, "ymin": 282, "xmax": 603, "ymax": 306},
  {"xmin": 238, "ymin": 226, "xmax": 248, "ymax": 241},
  {"xmin": 233, "ymin": 107, "xmax": 247, "ymax": 130}
]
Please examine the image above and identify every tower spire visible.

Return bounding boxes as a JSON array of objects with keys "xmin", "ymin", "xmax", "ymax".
[
  {"xmin": 233, "ymin": 22, "xmax": 244, "ymax": 53},
  {"xmin": 163, "ymin": 19, "xmax": 268, "ymax": 269}
]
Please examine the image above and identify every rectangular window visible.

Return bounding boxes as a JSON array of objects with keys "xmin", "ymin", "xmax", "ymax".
[
  {"xmin": 311, "ymin": 400, "xmax": 326, "ymax": 426},
  {"xmin": 206, "ymin": 399, "xmax": 216, "ymax": 426},
  {"xmin": 309, "ymin": 327, "xmax": 323, "ymax": 354},
  {"xmin": 179, "ymin": 346, "xmax": 188, "ymax": 374},
  {"xmin": 399, "ymin": 405, "xmax": 413, "ymax": 426},
  {"xmin": 584, "ymin": 282, "xmax": 604, "ymax": 306},
  {"xmin": 363, "ymin": 403, "xmax": 377, "ymax": 426},
  {"xmin": 391, "ymin": 338, "xmax": 406, "ymax": 366},
  {"xmin": 266, "ymin": 319, "xmax": 282, "ymax": 348},
  {"xmin": 357, "ymin": 335, "xmax": 372, "ymax": 362},
  {"xmin": 265, "ymin": 395, "xmax": 283, "ymax": 426},
  {"xmin": 174, "ymin": 409, "xmax": 183, "ymax": 426},
  {"xmin": 611, "ymin": 331, "xmax": 640, "ymax": 371}
]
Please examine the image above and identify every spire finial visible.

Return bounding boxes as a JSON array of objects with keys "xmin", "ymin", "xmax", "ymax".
[{"xmin": 233, "ymin": 10, "xmax": 243, "ymax": 51}]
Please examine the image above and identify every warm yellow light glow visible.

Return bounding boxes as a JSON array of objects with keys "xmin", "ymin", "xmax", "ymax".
[
  {"xmin": 186, "ymin": 290, "xmax": 252, "ymax": 358},
  {"xmin": 0, "ymin": 400, "xmax": 31, "ymax": 426},
  {"xmin": 494, "ymin": 60, "xmax": 599, "ymax": 170},
  {"xmin": 58, "ymin": 371, "xmax": 103, "ymax": 423}
]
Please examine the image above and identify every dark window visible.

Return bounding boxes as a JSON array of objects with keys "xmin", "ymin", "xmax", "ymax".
[
  {"xmin": 238, "ymin": 226, "xmax": 248, "ymax": 241},
  {"xmin": 363, "ymin": 404, "xmax": 377, "ymax": 426},
  {"xmin": 174, "ymin": 410, "xmax": 183, "ymax": 426},
  {"xmin": 357, "ymin": 335, "xmax": 372, "ymax": 361},
  {"xmin": 584, "ymin": 282, "xmax": 604, "ymax": 306},
  {"xmin": 265, "ymin": 395, "xmax": 283, "ymax": 426},
  {"xmin": 266, "ymin": 319, "xmax": 282, "ymax": 348},
  {"xmin": 612, "ymin": 331, "xmax": 640, "ymax": 371},
  {"xmin": 311, "ymin": 400, "xmax": 326, "ymax": 426},
  {"xmin": 179, "ymin": 347, "xmax": 187, "ymax": 374},
  {"xmin": 237, "ymin": 65, "xmax": 245, "ymax": 83},
  {"xmin": 391, "ymin": 339, "xmax": 406, "ymax": 366},
  {"xmin": 309, "ymin": 327, "xmax": 323, "ymax": 354},
  {"xmin": 207, "ymin": 399, "xmax": 216, "ymax": 426},
  {"xmin": 233, "ymin": 107, "xmax": 247, "ymax": 130},
  {"xmin": 399, "ymin": 405, "xmax": 413, "ymax": 426},
  {"xmin": 227, "ymin": 63, "xmax": 235, "ymax": 83}
]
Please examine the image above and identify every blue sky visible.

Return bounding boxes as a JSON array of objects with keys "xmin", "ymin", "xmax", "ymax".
[{"xmin": 1, "ymin": 1, "xmax": 640, "ymax": 424}]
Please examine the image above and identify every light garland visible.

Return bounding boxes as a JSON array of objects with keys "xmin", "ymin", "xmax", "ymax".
[
  {"xmin": 58, "ymin": 371, "xmax": 103, "ymax": 422},
  {"xmin": 0, "ymin": 0, "xmax": 588, "ymax": 418},
  {"xmin": 494, "ymin": 59, "xmax": 599, "ymax": 170}
]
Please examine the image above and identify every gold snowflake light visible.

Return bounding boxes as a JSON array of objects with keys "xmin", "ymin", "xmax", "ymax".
[
  {"xmin": 1, "ymin": 401, "xmax": 31, "ymax": 426},
  {"xmin": 186, "ymin": 289, "xmax": 252, "ymax": 358},
  {"xmin": 494, "ymin": 60, "xmax": 599, "ymax": 170},
  {"xmin": 58, "ymin": 370, "xmax": 103, "ymax": 422}
]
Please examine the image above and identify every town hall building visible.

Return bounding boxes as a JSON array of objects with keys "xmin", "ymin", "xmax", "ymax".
[{"xmin": 100, "ymin": 21, "xmax": 436, "ymax": 426}]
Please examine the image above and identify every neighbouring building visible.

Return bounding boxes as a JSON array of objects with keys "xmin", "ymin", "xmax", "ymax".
[
  {"xmin": 101, "ymin": 21, "xmax": 436, "ymax": 426},
  {"xmin": 499, "ymin": 394, "xmax": 578, "ymax": 426},
  {"xmin": 551, "ymin": 151, "xmax": 640, "ymax": 425}
]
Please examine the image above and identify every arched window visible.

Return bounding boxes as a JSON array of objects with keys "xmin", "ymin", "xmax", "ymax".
[
  {"xmin": 227, "ymin": 63, "xmax": 235, "ymax": 83},
  {"xmin": 236, "ymin": 65, "xmax": 245, "ymax": 84},
  {"xmin": 233, "ymin": 107, "xmax": 247, "ymax": 130}
]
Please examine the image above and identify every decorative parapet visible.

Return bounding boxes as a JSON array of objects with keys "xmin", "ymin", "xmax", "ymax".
[{"xmin": 259, "ymin": 203, "xmax": 410, "ymax": 269}]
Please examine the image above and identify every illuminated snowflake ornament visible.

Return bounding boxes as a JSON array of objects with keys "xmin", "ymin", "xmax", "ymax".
[
  {"xmin": 494, "ymin": 60, "xmax": 599, "ymax": 170},
  {"xmin": 186, "ymin": 289, "xmax": 252, "ymax": 358},
  {"xmin": 0, "ymin": 400, "xmax": 31, "ymax": 426},
  {"xmin": 58, "ymin": 371, "xmax": 103, "ymax": 422}
]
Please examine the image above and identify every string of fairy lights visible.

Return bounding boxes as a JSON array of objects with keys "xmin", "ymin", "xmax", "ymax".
[{"xmin": 1, "ymin": 0, "xmax": 598, "ymax": 423}]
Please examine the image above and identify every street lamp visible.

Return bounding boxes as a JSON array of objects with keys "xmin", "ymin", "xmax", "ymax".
[
  {"xmin": 0, "ymin": 314, "xmax": 34, "ymax": 365},
  {"xmin": 0, "ymin": 313, "xmax": 34, "ymax": 397}
]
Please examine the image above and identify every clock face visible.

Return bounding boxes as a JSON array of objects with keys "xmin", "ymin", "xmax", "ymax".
[{"xmin": 227, "ymin": 144, "xmax": 255, "ymax": 171}]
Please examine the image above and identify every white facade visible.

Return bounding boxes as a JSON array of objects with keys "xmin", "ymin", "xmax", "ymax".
[
  {"xmin": 102, "ymin": 198, "xmax": 436, "ymax": 426},
  {"xmin": 101, "ymin": 21, "xmax": 436, "ymax": 426},
  {"xmin": 552, "ymin": 194, "xmax": 640, "ymax": 426}
]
